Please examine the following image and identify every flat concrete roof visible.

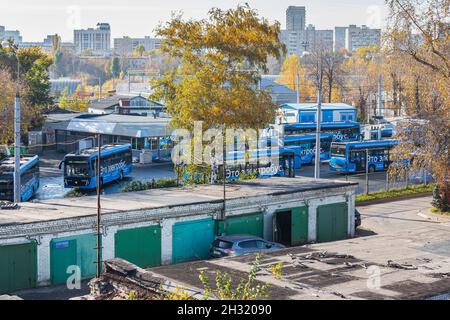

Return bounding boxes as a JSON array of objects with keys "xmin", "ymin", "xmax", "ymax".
[
  {"xmin": 0, "ymin": 177, "xmax": 356, "ymax": 227},
  {"xmin": 150, "ymin": 197, "xmax": 450, "ymax": 300}
]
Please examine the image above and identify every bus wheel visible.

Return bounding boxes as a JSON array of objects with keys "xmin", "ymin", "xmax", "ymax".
[{"xmin": 369, "ymin": 165, "xmax": 375, "ymax": 173}]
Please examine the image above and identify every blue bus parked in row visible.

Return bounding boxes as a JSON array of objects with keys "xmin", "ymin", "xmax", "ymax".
[
  {"xmin": 329, "ymin": 139, "xmax": 399, "ymax": 174},
  {"xmin": 0, "ymin": 155, "xmax": 40, "ymax": 202},
  {"xmin": 61, "ymin": 144, "xmax": 133, "ymax": 189},
  {"xmin": 282, "ymin": 134, "xmax": 333, "ymax": 168},
  {"xmin": 283, "ymin": 122, "xmax": 361, "ymax": 142},
  {"xmin": 220, "ymin": 147, "xmax": 296, "ymax": 181}
]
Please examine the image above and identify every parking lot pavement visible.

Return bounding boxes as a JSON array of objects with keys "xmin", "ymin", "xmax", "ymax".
[
  {"xmin": 35, "ymin": 150, "xmax": 426, "ymax": 200},
  {"xmin": 12, "ymin": 281, "xmax": 90, "ymax": 300},
  {"xmin": 36, "ymin": 151, "xmax": 175, "ymax": 200},
  {"xmin": 150, "ymin": 196, "xmax": 450, "ymax": 300}
]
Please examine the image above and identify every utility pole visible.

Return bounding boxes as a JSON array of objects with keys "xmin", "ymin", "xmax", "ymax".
[
  {"xmin": 14, "ymin": 59, "xmax": 21, "ymax": 203},
  {"xmin": 98, "ymin": 77, "xmax": 102, "ymax": 100},
  {"xmin": 314, "ymin": 55, "xmax": 323, "ymax": 180},
  {"xmin": 296, "ymin": 72, "xmax": 300, "ymax": 103},
  {"xmin": 222, "ymin": 132, "xmax": 226, "ymax": 221},
  {"xmin": 96, "ymin": 134, "xmax": 102, "ymax": 278},
  {"xmin": 378, "ymin": 73, "xmax": 383, "ymax": 119},
  {"xmin": 365, "ymin": 148, "xmax": 369, "ymax": 195},
  {"xmin": 377, "ymin": 53, "xmax": 383, "ymax": 119}
]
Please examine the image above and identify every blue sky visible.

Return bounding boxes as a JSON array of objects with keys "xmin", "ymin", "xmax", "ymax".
[{"xmin": 0, "ymin": 0, "xmax": 388, "ymax": 42}]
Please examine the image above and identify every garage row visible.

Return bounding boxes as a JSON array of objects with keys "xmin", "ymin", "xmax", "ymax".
[{"xmin": 0, "ymin": 201, "xmax": 353, "ymax": 294}]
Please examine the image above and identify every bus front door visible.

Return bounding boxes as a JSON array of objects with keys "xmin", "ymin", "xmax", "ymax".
[{"xmin": 351, "ymin": 150, "xmax": 366, "ymax": 172}]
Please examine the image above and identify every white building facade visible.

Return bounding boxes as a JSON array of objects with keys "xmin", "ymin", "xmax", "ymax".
[
  {"xmin": 345, "ymin": 25, "xmax": 381, "ymax": 52},
  {"xmin": 281, "ymin": 25, "xmax": 333, "ymax": 57},
  {"xmin": 113, "ymin": 36, "xmax": 161, "ymax": 55},
  {"xmin": 0, "ymin": 26, "xmax": 22, "ymax": 44},
  {"xmin": 74, "ymin": 23, "xmax": 111, "ymax": 55}
]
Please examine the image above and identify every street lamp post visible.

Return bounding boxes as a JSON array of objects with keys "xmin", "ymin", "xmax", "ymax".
[{"xmin": 314, "ymin": 53, "xmax": 324, "ymax": 180}]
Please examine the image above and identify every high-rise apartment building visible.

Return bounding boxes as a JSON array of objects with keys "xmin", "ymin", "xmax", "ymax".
[
  {"xmin": 286, "ymin": 6, "xmax": 306, "ymax": 31},
  {"xmin": 334, "ymin": 27, "xmax": 347, "ymax": 52},
  {"xmin": 74, "ymin": 23, "xmax": 111, "ymax": 55},
  {"xmin": 345, "ymin": 25, "xmax": 381, "ymax": 52}
]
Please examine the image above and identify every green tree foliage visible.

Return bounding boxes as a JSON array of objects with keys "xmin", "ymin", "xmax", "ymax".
[
  {"xmin": 198, "ymin": 254, "xmax": 269, "ymax": 300},
  {"xmin": 134, "ymin": 43, "xmax": 145, "ymax": 57},
  {"xmin": 58, "ymin": 87, "xmax": 89, "ymax": 112},
  {"xmin": 0, "ymin": 43, "xmax": 53, "ymax": 143},
  {"xmin": 110, "ymin": 56, "xmax": 121, "ymax": 78}
]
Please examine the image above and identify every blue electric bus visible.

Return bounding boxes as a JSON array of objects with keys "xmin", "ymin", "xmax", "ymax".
[
  {"xmin": 282, "ymin": 134, "xmax": 333, "ymax": 168},
  {"xmin": 0, "ymin": 155, "xmax": 40, "ymax": 202},
  {"xmin": 220, "ymin": 147, "xmax": 296, "ymax": 181},
  {"xmin": 329, "ymin": 139, "xmax": 399, "ymax": 174},
  {"xmin": 283, "ymin": 122, "xmax": 361, "ymax": 142},
  {"xmin": 61, "ymin": 144, "xmax": 133, "ymax": 189}
]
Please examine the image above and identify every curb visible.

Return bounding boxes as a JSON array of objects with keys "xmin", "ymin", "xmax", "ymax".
[{"xmin": 356, "ymin": 192, "xmax": 432, "ymax": 206}]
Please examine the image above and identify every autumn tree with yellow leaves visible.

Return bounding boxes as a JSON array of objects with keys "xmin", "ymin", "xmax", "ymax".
[
  {"xmin": 341, "ymin": 46, "xmax": 379, "ymax": 122},
  {"xmin": 277, "ymin": 54, "xmax": 314, "ymax": 102},
  {"xmin": 385, "ymin": 0, "xmax": 449, "ymax": 211},
  {"xmin": 150, "ymin": 5, "xmax": 285, "ymax": 180}
]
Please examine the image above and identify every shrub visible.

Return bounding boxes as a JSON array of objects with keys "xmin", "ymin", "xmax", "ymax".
[
  {"xmin": 121, "ymin": 178, "xmax": 178, "ymax": 192},
  {"xmin": 64, "ymin": 188, "xmax": 84, "ymax": 198}
]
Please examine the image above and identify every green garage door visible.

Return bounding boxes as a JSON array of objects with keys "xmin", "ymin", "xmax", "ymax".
[
  {"xmin": 172, "ymin": 218, "xmax": 214, "ymax": 264},
  {"xmin": 275, "ymin": 207, "xmax": 308, "ymax": 246},
  {"xmin": 115, "ymin": 225, "xmax": 161, "ymax": 268},
  {"xmin": 316, "ymin": 203, "xmax": 348, "ymax": 243},
  {"xmin": 291, "ymin": 207, "xmax": 308, "ymax": 245},
  {"xmin": 0, "ymin": 242, "xmax": 37, "ymax": 294},
  {"xmin": 50, "ymin": 233, "xmax": 97, "ymax": 285},
  {"xmin": 217, "ymin": 213, "xmax": 264, "ymax": 237}
]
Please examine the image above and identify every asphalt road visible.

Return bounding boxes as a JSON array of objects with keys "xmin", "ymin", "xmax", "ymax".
[
  {"xmin": 35, "ymin": 152, "xmax": 425, "ymax": 200},
  {"xmin": 35, "ymin": 152, "xmax": 177, "ymax": 200}
]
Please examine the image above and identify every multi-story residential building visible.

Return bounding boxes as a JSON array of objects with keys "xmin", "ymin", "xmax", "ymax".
[
  {"xmin": 113, "ymin": 36, "xmax": 161, "ymax": 55},
  {"xmin": 286, "ymin": 6, "xmax": 306, "ymax": 31},
  {"xmin": 0, "ymin": 26, "xmax": 22, "ymax": 44},
  {"xmin": 74, "ymin": 23, "xmax": 111, "ymax": 55},
  {"xmin": 334, "ymin": 27, "xmax": 347, "ymax": 52},
  {"xmin": 281, "ymin": 25, "xmax": 333, "ymax": 57},
  {"xmin": 345, "ymin": 25, "xmax": 381, "ymax": 52},
  {"xmin": 20, "ymin": 35, "xmax": 60, "ymax": 53},
  {"xmin": 281, "ymin": 6, "xmax": 333, "ymax": 57}
]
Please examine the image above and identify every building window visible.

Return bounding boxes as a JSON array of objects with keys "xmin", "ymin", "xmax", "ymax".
[{"xmin": 340, "ymin": 112, "xmax": 354, "ymax": 121}]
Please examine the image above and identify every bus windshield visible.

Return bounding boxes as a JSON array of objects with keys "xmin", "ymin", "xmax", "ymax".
[
  {"xmin": 65, "ymin": 159, "xmax": 90, "ymax": 177},
  {"xmin": 331, "ymin": 144, "xmax": 346, "ymax": 157}
]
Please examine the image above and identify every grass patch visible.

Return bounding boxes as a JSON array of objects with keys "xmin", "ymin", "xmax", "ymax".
[
  {"xmin": 356, "ymin": 184, "xmax": 434, "ymax": 203},
  {"xmin": 121, "ymin": 178, "xmax": 178, "ymax": 192}
]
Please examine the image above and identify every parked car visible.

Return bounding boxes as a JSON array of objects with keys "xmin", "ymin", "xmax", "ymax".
[
  {"xmin": 210, "ymin": 235, "xmax": 285, "ymax": 258},
  {"xmin": 355, "ymin": 209, "xmax": 361, "ymax": 230}
]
